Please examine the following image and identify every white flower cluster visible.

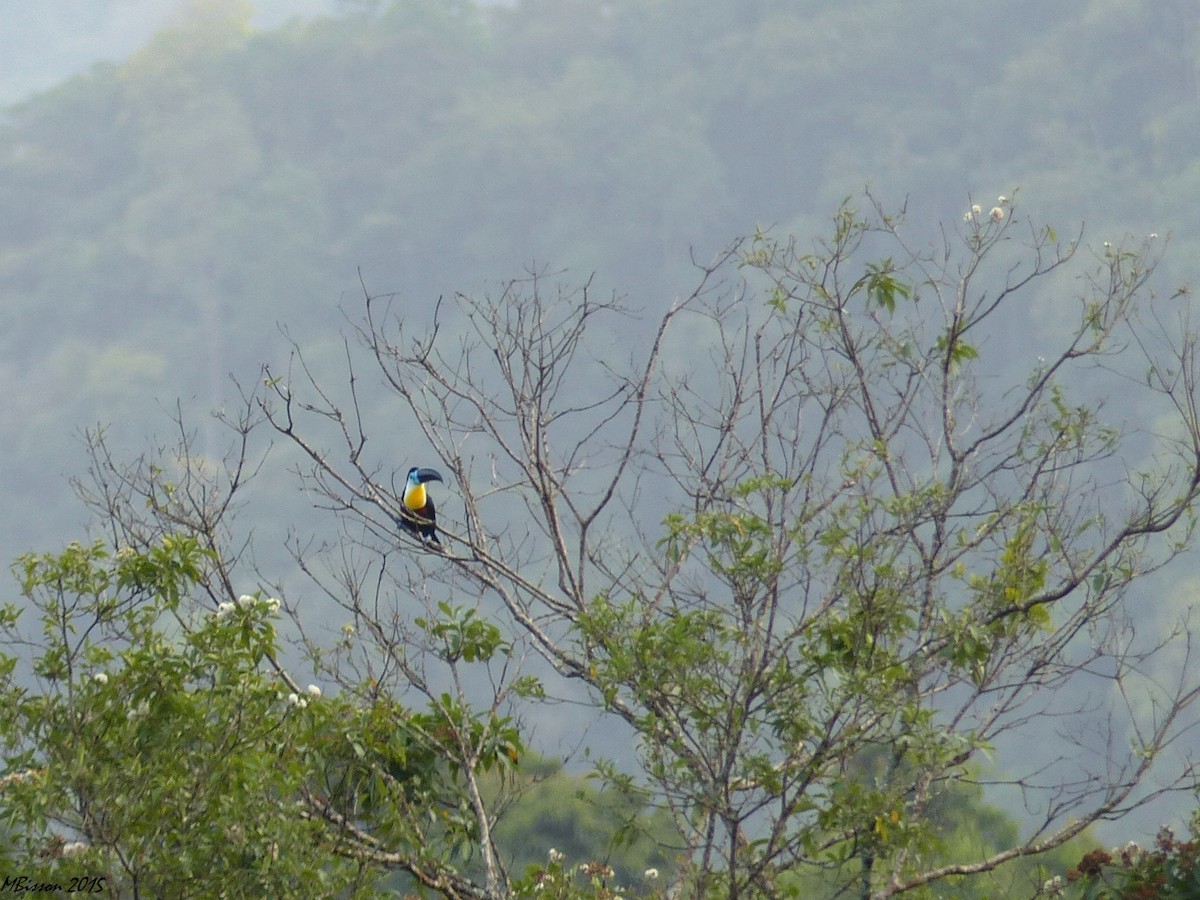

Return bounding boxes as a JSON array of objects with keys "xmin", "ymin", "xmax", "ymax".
[
  {"xmin": 127, "ymin": 698, "xmax": 151, "ymax": 722},
  {"xmin": 1042, "ymin": 875, "xmax": 1064, "ymax": 897},
  {"xmin": 963, "ymin": 195, "xmax": 1009, "ymax": 224},
  {"xmin": 214, "ymin": 594, "xmax": 282, "ymax": 618},
  {"xmin": 286, "ymin": 684, "xmax": 323, "ymax": 709},
  {"xmin": 0, "ymin": 769, "xmax": 42, "ymax": 790}
]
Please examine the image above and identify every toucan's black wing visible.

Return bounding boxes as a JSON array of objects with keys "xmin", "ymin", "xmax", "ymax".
[
  {"xmin": 419, "ymin": 497, "xmax": 440, "ymax": 544},
  {"xmin": 395, "ymin": 500, "xmax": 440, "ymax": 544},
  {"xmin": 395, "ymin": 510, "xmax": 416, "ymax": 539}
]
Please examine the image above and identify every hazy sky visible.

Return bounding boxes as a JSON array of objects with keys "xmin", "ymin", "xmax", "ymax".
[{"xmin": 0, "ymin": 0, "xmax": 338, "ymax": 106}]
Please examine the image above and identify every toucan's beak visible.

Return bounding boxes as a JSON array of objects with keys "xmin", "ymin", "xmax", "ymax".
[{"xmin": 415, "ymin": 468, "xmax": 444, "ymax": 484}]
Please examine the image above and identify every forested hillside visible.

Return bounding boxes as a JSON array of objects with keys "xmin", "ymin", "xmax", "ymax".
[
  {"xmin": 3, "ymin": 2, "xmax": 1200, "ymax": 893},
  {"xmin": 3, "ymin": 0, "xmax": 1198, "ymax": 555}
]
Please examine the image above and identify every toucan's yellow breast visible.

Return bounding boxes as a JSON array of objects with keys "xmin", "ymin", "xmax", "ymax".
[{"xmin": 404, "ymin": 483, "xmax": 427, "ymax": 510}]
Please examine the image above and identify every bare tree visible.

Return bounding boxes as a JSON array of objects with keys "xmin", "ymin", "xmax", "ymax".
[{"xmin": 74, "ymin": 195, "xmax": 1200, "ymax": 898}]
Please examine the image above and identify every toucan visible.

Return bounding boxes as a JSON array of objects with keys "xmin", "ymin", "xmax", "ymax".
[{"xmin": 398, "ymin": 467, "xmax": 444, "ymax": 544}]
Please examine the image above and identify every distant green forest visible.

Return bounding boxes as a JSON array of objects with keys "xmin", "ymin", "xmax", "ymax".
[{"xmin": 3, "ymin": 0, "xmax": 1198, "ymax": 560}]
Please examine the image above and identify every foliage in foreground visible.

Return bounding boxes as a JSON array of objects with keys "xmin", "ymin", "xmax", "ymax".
[
  {"xmin": 0, "ymin": 539, "xmax": 671, "ymax": 897},
  {"xmin": 0, "ymin": 537, "xmax": 373, "ymax": 896}
]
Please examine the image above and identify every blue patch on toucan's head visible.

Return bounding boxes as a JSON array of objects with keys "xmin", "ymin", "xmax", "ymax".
[{"xmin": 407, "ymin": 467, "xmax": 444, "ymax": 486}]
